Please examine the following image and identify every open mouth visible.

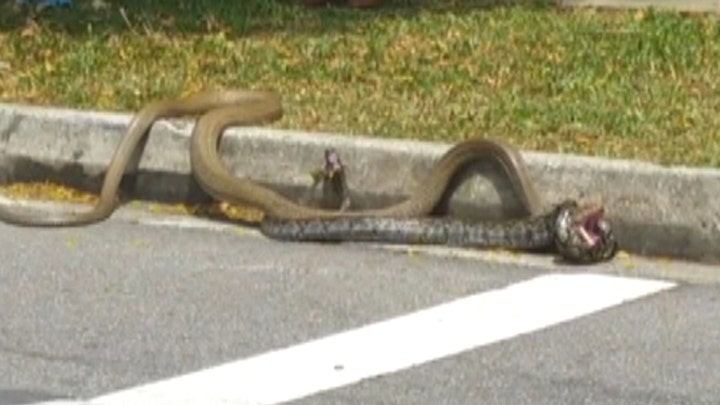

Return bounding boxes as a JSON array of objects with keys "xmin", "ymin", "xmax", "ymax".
[
  {"xmin": 576, "ymin": 206, "xmax": 605, "ymax": 247},
  {"xmin": 324, "ymin": 149, "xmax": 344, "ymax": 173}
]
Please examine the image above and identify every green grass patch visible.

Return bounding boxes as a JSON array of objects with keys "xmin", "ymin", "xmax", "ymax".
[{"xmin": 1, "ymin": 0, "xmax": 719, "ymax": 167}]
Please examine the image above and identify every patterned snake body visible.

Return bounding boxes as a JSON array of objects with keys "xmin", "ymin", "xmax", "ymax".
[
  {"xmin": 263, "ymin": 210, "xmax": 556, "ymax": 249},
  {"xmin": 262, "ymin": 200, "xmax": 618, "ymax": 264}
]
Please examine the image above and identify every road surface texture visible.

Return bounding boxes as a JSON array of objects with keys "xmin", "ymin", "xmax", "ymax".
[{"xmin": 1, "ymin": 203, "xmax": 719, "ymax": 404}]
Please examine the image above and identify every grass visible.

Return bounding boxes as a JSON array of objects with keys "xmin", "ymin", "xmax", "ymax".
[{"xmin": 1, "ymin": 0, "xmax": 719, "ymax": 170}]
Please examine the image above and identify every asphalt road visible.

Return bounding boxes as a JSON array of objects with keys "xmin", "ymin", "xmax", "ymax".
[{"xmin": 1, "ymin": 203, "xmax": 719, "ymax": 405}]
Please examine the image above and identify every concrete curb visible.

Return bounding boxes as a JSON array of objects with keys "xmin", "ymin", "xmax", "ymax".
[
  {"xmin": 1, "ymin": 102, "xmax": 719, "ymax": 264},
  {"xmin": 559, "ymin": 0, "xmax": 720, "ymax": 14}
]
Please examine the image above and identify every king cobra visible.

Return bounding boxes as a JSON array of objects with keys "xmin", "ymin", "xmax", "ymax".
[
  {"xmin": 0, "ymin": 89, "xmax": 617, "ymax": 263},
  {"xmin": 0, "ymin": 89, "xmax": 542, "ymax": 223}
]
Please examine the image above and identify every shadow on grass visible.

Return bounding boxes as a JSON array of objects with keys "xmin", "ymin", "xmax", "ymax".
[{"xmin": 0, "ymin": 0, "xmax": 559, "ymax": 37}]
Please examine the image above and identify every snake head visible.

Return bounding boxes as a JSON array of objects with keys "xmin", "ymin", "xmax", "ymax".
[
  {"xmin": 553, "ymin": 199, "xmax": 618, "ymax": 264},
  {"xmin": 324, "ymin": 148, "xmax": 344, "ymax": 178}
]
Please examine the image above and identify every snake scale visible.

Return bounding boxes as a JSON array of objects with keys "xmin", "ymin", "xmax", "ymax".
[{"xmin": 0, "ymin": 89, "xmax": 617, "ymax": 263}]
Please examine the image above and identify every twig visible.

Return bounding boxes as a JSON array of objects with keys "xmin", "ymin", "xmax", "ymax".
[{"xmin": 118, "ymin": 6, "xmax": 138, "ymax": 35}]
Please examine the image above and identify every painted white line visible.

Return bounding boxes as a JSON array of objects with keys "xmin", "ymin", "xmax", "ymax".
[
  {"xmin": 90, "ymin": 273, "xmax": 674, "ymax": 405},
  {"xmin": 134, "ymin": 216, "xmax": 240, "ymax": 232}
]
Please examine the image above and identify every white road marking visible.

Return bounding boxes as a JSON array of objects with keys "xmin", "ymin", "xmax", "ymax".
[
  {"xmin": 87, "ymin": 273, "xmax": 675, "ymax": 405},
  {"xmin": 134, "ymin": 216, "xmax": 241, "ymax": 232}
]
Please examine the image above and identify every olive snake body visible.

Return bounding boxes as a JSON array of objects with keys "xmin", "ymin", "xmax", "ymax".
[{"xmin": 0, "ymin": 89, "xmax": 545, "ymax": 225}]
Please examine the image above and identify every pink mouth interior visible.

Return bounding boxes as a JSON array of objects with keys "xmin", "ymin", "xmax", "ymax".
[{"xmin": 578, "ymin": 207, "xmax": 605, "ymax": 247}]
